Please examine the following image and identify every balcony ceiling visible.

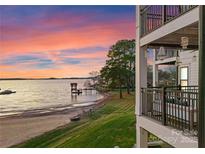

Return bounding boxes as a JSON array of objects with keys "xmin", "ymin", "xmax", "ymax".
[{"xmin": 149, "ymin": 22, "xmax": 198, "ymax": 49}]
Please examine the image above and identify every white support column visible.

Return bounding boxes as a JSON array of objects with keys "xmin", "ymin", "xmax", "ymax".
[
  {"xmin": 153, "ymin": 49, "xmax": 158, "ymax": 87},
  {"xmin": 136, "ymin": 6, "xmax": 148, "ymax": 148},
  {"xmin": 136, "ymin": 6, "xmax": 148, "ymax": 116},
  {"xmin": 136, "ymin": 126, "xmax": 148, "ymax": 148}
]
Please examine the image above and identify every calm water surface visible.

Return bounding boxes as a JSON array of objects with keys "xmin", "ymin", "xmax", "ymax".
[{"xmin": 0, "ymin": 79, "xmax": 103, "ymax": 116}]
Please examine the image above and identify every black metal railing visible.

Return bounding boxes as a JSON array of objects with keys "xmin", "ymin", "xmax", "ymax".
[
  {"xmin": 141, "ymin": 86, "xmax": 199, "ymax": 136},
  {"xmin": 140, "ymin": 5, "xmax": 197, "ymax": 36}
]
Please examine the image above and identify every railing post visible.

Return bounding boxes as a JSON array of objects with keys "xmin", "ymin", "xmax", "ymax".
[
  {"xmin": 141, "ymin": 88, "xmax": 145, "ymax": 115},
  {"xmin": 162, "ymin": 87, "xmax": 167, "ymax": 125},
  {"xmin": 162, "ymin": 5, "xmax": 166, "ymax": 24},
  {"xmin": 145, "ymin": 89, "xmax": 148, "ymax": 115}
]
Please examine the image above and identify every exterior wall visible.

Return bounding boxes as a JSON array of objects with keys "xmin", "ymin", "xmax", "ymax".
[{"xmin": 178, "ymin": 50, "xmax": 199, "ymax": 86}]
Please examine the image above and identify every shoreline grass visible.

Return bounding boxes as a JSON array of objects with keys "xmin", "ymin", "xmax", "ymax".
[{"xmin": 13, "ymin": 91, "xmax": 136, "ymax": 148}]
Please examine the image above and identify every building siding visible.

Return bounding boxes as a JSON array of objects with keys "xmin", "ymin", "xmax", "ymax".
[{"xmin": 178, "ymin": 50, "xmax": 199, "ymax": 86}]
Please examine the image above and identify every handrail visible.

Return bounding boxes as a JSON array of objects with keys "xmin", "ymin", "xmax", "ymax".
[{"xmin": 144, "ymin": 85, "xmax": 199, "ymax": 89}]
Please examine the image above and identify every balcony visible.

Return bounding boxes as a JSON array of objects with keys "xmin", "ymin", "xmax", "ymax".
[
  {"xmin": 141, "ymin": 86, "xmax": 199, "ymax": 136},
  {"xmin": 140, "ymin": 5, "xmax": 197, "ymax": 37}
]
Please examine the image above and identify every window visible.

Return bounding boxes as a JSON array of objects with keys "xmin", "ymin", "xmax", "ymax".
[{"xmin": 180, "ymin": 67, "xmax": 188, "ymax": 87}]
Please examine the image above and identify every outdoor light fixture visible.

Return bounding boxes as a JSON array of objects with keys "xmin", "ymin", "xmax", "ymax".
[
  {"xmin": 181, "ymin": 36, "xmax": 189, "ymax": 49},
  {"xmin": 157, "ymin": 46, "xmax": 166, "ymax": 60}
]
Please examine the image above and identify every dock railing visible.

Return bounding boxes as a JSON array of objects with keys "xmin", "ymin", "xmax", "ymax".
[{"xmin": 141, "ymin": 86, "xmax": 199, "ymax": 136}]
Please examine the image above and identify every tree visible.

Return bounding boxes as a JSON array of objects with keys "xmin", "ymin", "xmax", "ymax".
[
  {"xmin": 99, "ymin": 39, "xmax": 135, "ymax": 98},
  {"xmin": 89, "ymin": 71, "xmax": 100, "ymax": 88},
  {"xmin": 121, "ymin": 40, "xmax": 135, "ymax": 94}
]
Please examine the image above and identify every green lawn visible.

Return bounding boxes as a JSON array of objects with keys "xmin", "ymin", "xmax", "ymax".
[{"xmin": 14, "ymin": 92, "xmax": 136, "ymax": 148}]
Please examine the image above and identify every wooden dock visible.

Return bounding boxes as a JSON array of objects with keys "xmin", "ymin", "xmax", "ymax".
[{"xmin": 70, "ymin": 83, "xmax": 95, "ymax": 95}]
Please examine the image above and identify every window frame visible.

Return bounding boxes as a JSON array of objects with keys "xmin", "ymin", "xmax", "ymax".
[{"xmin": 180, "ymin": 66, "xmax": 189, "ymax": 87}]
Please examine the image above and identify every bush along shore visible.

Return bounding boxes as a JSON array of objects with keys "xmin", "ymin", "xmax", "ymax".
[{"xmin": 13, "ymin": 91, "xmax": 136, "ymax": 148}]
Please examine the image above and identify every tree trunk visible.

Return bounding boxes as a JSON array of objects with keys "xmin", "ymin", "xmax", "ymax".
[
  {"xmin": 131, "ymin": 75, "xmax": 135, "ymax": 91},
  {"xmin": 119, "ymin": 75, "xmax": 123, "ymax": 99},
  {"xmin": 127, "ymin": 78, "xmax": 130, "ymax": 94},
  {"xmin": 119, "ymin": 83, "xmax": 123, "ymax": 99}
]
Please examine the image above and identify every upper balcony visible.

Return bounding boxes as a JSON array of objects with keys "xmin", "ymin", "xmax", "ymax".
[{"xmin": 140, "ymin": 5, "xmax": 197, "ymax": 37}]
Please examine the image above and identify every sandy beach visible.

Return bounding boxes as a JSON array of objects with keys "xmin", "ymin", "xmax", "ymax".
[
  {"xmin": 0, "ymin": 114, "xmax": 72, "ymax": 148},
  {"xmin": 0, "ymin": 94, "xmax": 108, "ymax": 148}
]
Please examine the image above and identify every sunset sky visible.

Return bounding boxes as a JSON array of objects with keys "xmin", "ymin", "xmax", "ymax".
[{"xmin": 0, "ymin": 6, "xmax": 135, "ymax": 78}]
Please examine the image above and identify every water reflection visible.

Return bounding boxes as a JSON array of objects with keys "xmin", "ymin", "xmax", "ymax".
[{"xmin": 0, "ymin": 79, "xmax": 103, "ymax": 116}]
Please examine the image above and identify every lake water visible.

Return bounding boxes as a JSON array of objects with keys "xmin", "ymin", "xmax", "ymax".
[{"xmin": 0, "ymin": 79, "xmax": 103, "ymax": 116}]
